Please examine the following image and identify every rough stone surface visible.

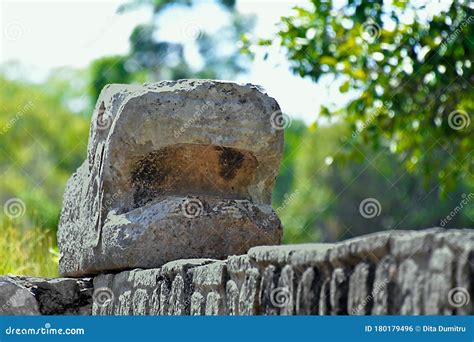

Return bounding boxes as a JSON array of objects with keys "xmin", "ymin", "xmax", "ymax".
[
  {"xmin": 91, "ymin": 228, "xmax": 473, "ymax": 316},
  {"xmin": 58, "ymin": 80, "xmax": 284, "ymax": 277},
  {"xmin": 2, "ymin": 229, "xmax": 470, "ymax": 315},
  {"xmin": 0, "ymin": 276, "xmax": 92, "ymax": 315}
]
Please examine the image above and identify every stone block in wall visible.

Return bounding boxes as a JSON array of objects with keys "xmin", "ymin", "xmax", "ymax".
[
  {"xmin": 92, "ymin": 259, "xmax": 215, "ymax": 316},
  {"xmin": 258, "ymin": 264, "xmax": 278, "ymax": 315},
  {"xmin": 225, "ymin": 280, "xmax": 239, "ymax": 315},
  {"xmin": 155, "ymin": 259, "xmax": 216, "ymax": 315},
  {"xmin": 276, "ymin": 265, "xmax": 295, "ymax": 315},
  {"xmin": 191, "ymin": 261, "xmax": 227, "ymax": 315},
  {"xmin": 0, "ymin": 276, "xmax": 92, "ymax": 315},
  {"xmin": 423, "ymin": 247, "xmax": 454, "ymax": 315},
  {"xmin": 318, "ymin": 278, "xmax": 331, "ymax": 315},
  {"xmin": 329, "ymin": 267, "xmax": 349, "ymax": 315},
  {"xmin": 238, "ymin": 267, "xmax": 260, "ymax": 315},
  {"xmin": 347, "ymin": 262, "xmax": 374, "ymax": 315},
  {"xmin": 371, "ymin": 255, "xmax": 397, "ymax": 315},
  {"xmin": 444, "ymin": 231, "xmax": 474, "ymax": 315},
  {"xmin": 295, "ymin": 267, "xmax": 319, "ymax": 315}
]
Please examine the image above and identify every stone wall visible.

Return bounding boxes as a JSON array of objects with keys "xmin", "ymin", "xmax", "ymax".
[
  {"xmin": 91, "ymin": 229, "xmax": 473, "ymax": 316},
  {"xmin": 0, "ymin": 276, "xmax": 92, "ymax": 315},
  {"xmin": 1, "ymin": 228, "xmax": 472, "ymax": 316}
]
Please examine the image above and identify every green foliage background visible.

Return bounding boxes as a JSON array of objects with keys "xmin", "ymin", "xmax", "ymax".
[
  {"xmin": 252, "ymin": 0, "xmax": 473, "ymax": 194},
  {"xmin": 0, "ymin": 0, "xmax": 472, "ymax": 276}
]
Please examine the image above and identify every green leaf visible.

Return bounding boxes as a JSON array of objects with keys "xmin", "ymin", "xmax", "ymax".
[{"xmin": 339, "ymin": 80, "xmax": 350, "ymax": 93}]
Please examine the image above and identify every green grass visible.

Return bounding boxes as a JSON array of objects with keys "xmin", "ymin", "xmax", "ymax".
[{"xmin": 0, "ymin": 223, "xmax": 59, "ymax": 277}]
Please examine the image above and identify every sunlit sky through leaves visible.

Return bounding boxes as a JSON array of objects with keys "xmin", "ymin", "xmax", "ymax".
[
  {"xmin": 0, "ymin": 0, "xmax": 450, "ymax": 123},
  {"xmin": 0, "ymin": 0, "xmax": 355, "ymax": 124}
]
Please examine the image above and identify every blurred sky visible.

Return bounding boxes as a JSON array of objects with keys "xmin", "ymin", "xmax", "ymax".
[{"xmin": 0, "ymin": 0, "xmax": 351, "ymax": 124}]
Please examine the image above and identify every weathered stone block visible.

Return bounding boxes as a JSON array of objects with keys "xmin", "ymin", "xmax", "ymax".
[
  {"xmin": 0, "ymin": 276, "xmax": 92, "ymax": 315},
  {"xmin": 58, "ymin": 80, "xmax": 284, "ymax": 276}
]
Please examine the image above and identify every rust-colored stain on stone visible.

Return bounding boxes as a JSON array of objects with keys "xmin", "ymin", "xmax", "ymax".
[{"xmin": 131, "ymin": 143, "xmax": 257, "ymax": 208}]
